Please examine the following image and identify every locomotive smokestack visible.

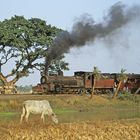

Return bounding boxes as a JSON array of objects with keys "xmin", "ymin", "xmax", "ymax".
[{"xmin": 46, "ymin": 2, "xmax": 140, "ymax": 65}]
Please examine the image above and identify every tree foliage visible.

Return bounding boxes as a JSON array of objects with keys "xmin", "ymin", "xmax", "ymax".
[
  {"xmin": 48, "ymin": 55, "xmax": 69, "ymax": 75},
  {"xmin": 92, "ymin": 66, "xmax": 101, "ymax": 79},
  {"xmin": 117, "ymin": 68, "xmax": 127, "ymax": 82},
  {"xmin": 0, "ymin": 16, "xmax": 68, "ymax": 86}
]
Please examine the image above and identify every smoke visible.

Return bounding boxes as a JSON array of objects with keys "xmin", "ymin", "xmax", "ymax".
[{"xmin": 46, "ymin": 2, "xmax": 140, "ymax": 66}]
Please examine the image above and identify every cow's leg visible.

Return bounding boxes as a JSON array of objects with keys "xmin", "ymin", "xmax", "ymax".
[
  {"xmin": 25, "ymin": 111, "xmax": 30, "ymax": 123},
  {"xmin": 20, "ymin": 106, "xmax": 26, "ymax": 124},
  {"xmin": 41, "ymin": 113, "xmax": 45, "ymax": 124}
]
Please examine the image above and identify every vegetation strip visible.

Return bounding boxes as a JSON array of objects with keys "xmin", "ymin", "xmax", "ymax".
[{"xmin": 0, "ymin": 112, "xmax": 18, "ymax": 116}]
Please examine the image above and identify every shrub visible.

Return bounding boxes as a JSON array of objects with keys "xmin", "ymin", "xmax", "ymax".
[{"xmin": 117, "ymin": 92, "xmax": 140, "ymax": 103}]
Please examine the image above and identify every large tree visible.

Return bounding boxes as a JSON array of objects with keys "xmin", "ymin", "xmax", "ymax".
[{"xmin": 0, "ymin": 16, "xmax": 68, "ymax": 93}]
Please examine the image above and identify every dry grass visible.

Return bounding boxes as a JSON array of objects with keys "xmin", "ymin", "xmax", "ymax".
[
  {"xmin": 0, "ymin": 119, "xmax": 140, "ymax": 140},
  {"xmin": 0, "ymin": 95, "xmax": 111, "ymax": 112}
]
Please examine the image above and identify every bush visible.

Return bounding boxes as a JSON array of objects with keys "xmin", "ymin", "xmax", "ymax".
[{"xmin": 117, "ymin": 92, "xmax": 140, "ymax": 103}]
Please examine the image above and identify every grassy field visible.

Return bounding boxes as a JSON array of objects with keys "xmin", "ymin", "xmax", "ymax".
[{"xmin": 0, "ymin": 94, "xmax": 140, "ymax": 139}]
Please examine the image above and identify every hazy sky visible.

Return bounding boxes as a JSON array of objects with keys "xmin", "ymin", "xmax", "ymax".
[{"xmin": 1, "ymin": 0, "xmax": 140, "ymax": 85}]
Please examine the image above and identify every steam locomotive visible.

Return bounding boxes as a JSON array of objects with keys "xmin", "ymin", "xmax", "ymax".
[{"xmin": 32, "ymin": 71, "xmax": 140, "ymax": 94}]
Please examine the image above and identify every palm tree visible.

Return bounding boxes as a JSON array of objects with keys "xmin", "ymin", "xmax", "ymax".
[
  {"xmin": 113, "ymin": 68, "xmax": 127, "ymax": 98},
  {"xmin": 90, "ymin": 66, "xmax": 101, "ymax": 99}
]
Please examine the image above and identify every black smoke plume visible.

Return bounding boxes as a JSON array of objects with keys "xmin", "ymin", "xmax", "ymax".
[{"xmin": 46, "ymin": 2, "xmax": 140, "ymax": 67}]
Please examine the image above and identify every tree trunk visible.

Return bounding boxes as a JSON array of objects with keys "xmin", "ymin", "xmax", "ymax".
[
  {"xmin": 113, "ymin": 81, "xmax": 122, "ymax": 98},
  {"xmin": 4, "ymin": 82, "xmax": 17, "ymax": 94},
  {"xmin": 0, "ymin": 73, "xmax": 7, "ymax": 83},
  {"xmin": 90, "ymin": 79, "xmax": 96, "ymax": 99},
  {"xmin": 0, "ymin": 73, "xmax": 17, "ymax": 94}
]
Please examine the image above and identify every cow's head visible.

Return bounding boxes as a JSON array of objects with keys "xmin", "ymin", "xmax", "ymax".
[{"xmin": 51, "ymin": 113, "xmax": 58, "ymax": 124}]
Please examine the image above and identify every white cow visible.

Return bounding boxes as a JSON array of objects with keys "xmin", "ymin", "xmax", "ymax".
[{"xmin": 20, "ymin": 100, "xmax": 58, "ymax": 124}]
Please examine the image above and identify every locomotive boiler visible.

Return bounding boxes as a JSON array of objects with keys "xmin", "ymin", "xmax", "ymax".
[{"xmin": 33, "ymin": 72, "xmax": 84, "ymax": 94}]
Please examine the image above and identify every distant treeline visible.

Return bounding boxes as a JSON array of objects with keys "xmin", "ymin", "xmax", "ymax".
[{"xmin": 17, "ymin": 85, "xmax": 32, "ymax": 92}]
